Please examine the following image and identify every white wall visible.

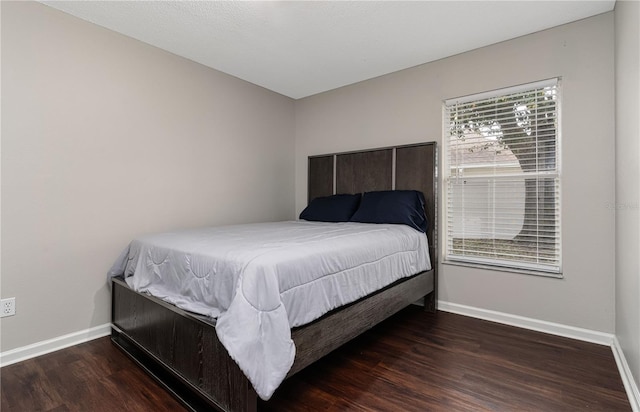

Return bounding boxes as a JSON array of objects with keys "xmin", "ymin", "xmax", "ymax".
[
  {"xmin": 295, "ymin": 13, "xmax": 615, "ymax": 332},
  {"xmin": 0, "ymin": 2, "xmax": 295, "ymax": 352},
  {"xmin": 615, "ymin": 0, "xmax": 640, "ymax": 392}
]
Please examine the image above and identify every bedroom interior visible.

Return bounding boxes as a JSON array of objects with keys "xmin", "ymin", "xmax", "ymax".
[{"xmin": 1, "ymin": 1, "xmax": 639, "ymax": 411}]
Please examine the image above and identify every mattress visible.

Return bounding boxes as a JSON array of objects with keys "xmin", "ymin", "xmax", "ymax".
[{"xmin": 108, "ymin": 220, "xmax": 431, "ymax": 400}]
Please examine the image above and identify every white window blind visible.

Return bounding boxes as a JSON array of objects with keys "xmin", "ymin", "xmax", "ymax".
[{"xmin": 444, "ymin": 79, "xmax": 561, "ymax": 275}]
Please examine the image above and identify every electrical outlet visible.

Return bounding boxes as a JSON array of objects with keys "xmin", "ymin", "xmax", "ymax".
[{"xmin": 1, "ymin": 298, "xmax": 16, "ymax": 318}]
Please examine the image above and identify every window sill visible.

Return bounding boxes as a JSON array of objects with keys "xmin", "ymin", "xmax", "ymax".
[{"xmin": 442, "ymin": 260, "xmax": 563, "ymax": 279}]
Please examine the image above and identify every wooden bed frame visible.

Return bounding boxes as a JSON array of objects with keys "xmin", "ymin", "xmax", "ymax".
[{"xmin": 111, "ymin": 142, "xmax": 438, "ymax": 412}]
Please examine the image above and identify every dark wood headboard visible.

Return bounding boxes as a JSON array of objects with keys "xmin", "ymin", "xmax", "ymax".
[{"xmin": 307, "ymin": 142, "xmax": 438, "ymax": 270}]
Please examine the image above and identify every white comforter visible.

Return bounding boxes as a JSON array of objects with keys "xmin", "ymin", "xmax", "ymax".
[{"xmin": 108, "ymin": 221, "xmax": 430, "ymax": 400}]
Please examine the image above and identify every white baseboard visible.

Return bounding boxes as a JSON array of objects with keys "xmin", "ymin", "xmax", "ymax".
[
  {"xmin": 437, "ymin": 300, "xmax": 614, "ymax": 345},
  {"xmin": 0, "ymin": 323, "xmax": 111, "ymax": 368},
  {"xmin": 438, "ymin": 300, "xmax": 639, "ymax": 410},
  {"xmin": 612, "ymin": 337, "xmax": 640, "ymax": 412}
]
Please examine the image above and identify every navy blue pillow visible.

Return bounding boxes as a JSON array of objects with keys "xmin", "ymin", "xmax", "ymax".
[
  {"xmin": 350, "ymin": 190, "xmax": 427, "ymax": 232},
  {"xmin": 299, "ymin": 193, "xmax": 362, "ymax": 223}
]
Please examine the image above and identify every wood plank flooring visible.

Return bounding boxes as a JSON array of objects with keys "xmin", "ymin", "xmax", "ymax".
[{"xmin": 1, "ymin": 307, "xmax": 631, "ymax": 411}]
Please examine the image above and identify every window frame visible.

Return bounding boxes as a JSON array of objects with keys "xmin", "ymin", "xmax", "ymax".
[{"xmin": 442, "ymin": 78, "xmax": 562, "ymax": 277}]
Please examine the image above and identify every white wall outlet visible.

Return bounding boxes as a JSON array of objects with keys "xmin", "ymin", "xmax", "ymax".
[{"xmin": 1, "ymin": 298, "xmax": 16, "ymax": 317}]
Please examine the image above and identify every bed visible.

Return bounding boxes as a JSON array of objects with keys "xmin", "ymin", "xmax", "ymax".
[{"xmin": 110, "ymin": 142, "xmax": 438, "ymax": 412}]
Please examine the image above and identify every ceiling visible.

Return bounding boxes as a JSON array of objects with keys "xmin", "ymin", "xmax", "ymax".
[{"xmin": 41, "ymin": 1, "xmax": 615, "ymax": 99}]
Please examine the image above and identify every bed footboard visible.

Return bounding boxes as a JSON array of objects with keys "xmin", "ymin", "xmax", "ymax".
[{"xmin": 111, "ymin": 277, "xmax": 257, "ymax": 412}]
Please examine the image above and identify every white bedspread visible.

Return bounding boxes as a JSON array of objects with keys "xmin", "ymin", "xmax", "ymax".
[{"xmin": 108, "ymin": 221, "xmax": 430, "ymax": 400}]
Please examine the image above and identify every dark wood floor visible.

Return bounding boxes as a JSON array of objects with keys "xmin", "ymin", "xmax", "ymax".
[{"xmin": 1, "ymin": 307, "xmax": 630, "ymax": 411}]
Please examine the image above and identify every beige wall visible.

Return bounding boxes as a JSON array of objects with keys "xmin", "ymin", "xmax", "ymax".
[
  {"xmin": 0, "ymin": 2, "xmax": 295, "ymax": 351},
  {"xmin": 0, "ymin": 2, "xmax": 625, "ymax": 356},
  {"xmin": 295, "ymin": 13, "xmax": 615, "ymax": 332},
  {"xmin": 615, "ymin": 0, "xmax": 640, "ymax": 390}
]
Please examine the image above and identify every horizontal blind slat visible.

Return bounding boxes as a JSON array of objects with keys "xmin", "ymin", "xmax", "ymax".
[{"xmin": 444, "ymin": 80, "xmax": 561, "ymax": 274}]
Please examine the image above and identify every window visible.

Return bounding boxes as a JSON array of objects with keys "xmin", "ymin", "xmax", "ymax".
[{"xmin": 443, "ymin": 79, "xmax": 561, "ymax": 275}]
